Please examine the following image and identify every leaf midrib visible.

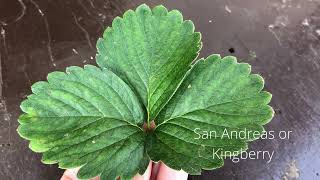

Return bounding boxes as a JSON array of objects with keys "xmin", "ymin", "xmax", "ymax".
[
  {"xmin": 156, "ymin": 94, "xmax": 268, "ymax": 128},
  {"xmin": 26, "ymin": 115, "xmax": 142, "ymax": 131}
]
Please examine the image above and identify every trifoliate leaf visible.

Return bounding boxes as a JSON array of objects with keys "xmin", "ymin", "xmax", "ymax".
[
  {"xmin": 96, "ymin": 4, "xmax": 201, "ymax": 121},
  {"xmin": 18, "ymin": 65, "xmax": 149, "ymax": 180},
  {"xmin": 17, "ymin": 4, "xmax": 274, "ymax": 180},
  {"xmin": 147, "ymin": 55, "xmax": 274, "ymax": 174}
]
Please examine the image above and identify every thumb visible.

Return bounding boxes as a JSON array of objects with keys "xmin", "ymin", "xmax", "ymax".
[
  {"xmin": 61, "ymin": 161, "xmax": 152, "ymax": 180},
  {"xmin": 156, "ymin": 163, "xmax": 188, "ymax": 180}
]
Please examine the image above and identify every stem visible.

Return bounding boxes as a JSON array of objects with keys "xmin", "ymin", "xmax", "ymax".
[
  {"xmin": 147, "ymin": 111, "xmax": 150, "ymax": 129},
  {"xmin": 143, "ymin": 110, "xmax": 156, "ymax": 132}
]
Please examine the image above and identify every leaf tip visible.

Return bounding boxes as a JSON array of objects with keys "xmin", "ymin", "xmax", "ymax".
[
  {"xmin": 66, "ymin": 66, "xmax": 82, "ymax": 74},
  {"xmin": 152, "ymin": 5, "xmax": 168, "ymax": 15},
  {"xmin": 136, "ymin": 3, "xmax": 152, "ymax": 14},
  {"xmin": 222, "ymin": 55, "xmax": 237, "ymax": 64},
  {"xmin": 29, "ymin": 141, "xmax": 50, "ymax": 153},
  {"xmin": 182, "ymin": 20, "xmax": 196, "ymax": 34},
  {"xmin": 16, "ymin": 125, "xmax": 27, "ymax": 139},
  {"xmin": 262, "ymin": 105, "xmax": 275, "ymax": 125},
  {"xmin": 47, "ymin": 71, "xmax": 65, "ymax": 82}
]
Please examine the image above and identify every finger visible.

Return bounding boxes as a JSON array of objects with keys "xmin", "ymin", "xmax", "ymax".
[
  {"xmin": 61, "ymin": 168, "xmax": 79, "ymax": 180},
  {"xmin": 156, "ymin": 163, "xmax": 188, "ymax": 180},
  {"xmin": 133, "ymin": 161, "xmax": 152, "ymax": 180},
  {"xmin": 61, "ymin": 162, "xmax": 152, "ymax": 180},
  {"xmin": 61, "ymin": 168, "xmax": 99, "ymax": 180},
  {"xmin": 150, "ymin": 162, "xmax": 161, "ymax": 180}
]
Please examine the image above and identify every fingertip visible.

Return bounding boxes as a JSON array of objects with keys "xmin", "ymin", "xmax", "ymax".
[
  {"xmin": 150, "ymin": 162, "xmax": 161, "ymax": 180},
  {"xmin": 61, "ymin": 168, "xmax": 79, "ymax": 180},
  {"xmin": 61, "ymin": 168, "xmax": 99, "ymax": 180},
  {"xmin": 133, "ymin": 161, "xmax": 152, "ymax": 180},
  {"xmin": 157, "ymin": 163, "xmax": 188, "ymax": 180},
  {"xmin": 61, "ymin": 163, "xmax": 152, "ymax": 180}
]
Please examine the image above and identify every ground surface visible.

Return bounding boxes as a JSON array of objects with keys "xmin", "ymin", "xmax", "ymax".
[{"xmin": 0, "ymin": 0, "xmax": 320, "ymax": 179}]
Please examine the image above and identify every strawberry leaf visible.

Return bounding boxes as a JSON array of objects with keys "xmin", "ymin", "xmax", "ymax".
[
  {"xmin": 17, "ymin": 4, "xmax": 274, "ymax": 180},
  {"xmin": 96, "ymin": 4, "xmax": 201, "ymax": 121}
]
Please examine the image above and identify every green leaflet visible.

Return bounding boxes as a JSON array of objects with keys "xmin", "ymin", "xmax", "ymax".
[
  {"xmin": 148, "ymin": 55, "xmax": 273, "ymax": 174},
  {"xmin": 17, "ymin": 4, "xmax": 274, "ymax": 180},
  {"xmin": 96, "ymin": 4, "xmax": 201, "ymax": 122},
  {"xmin": 18, "ymin": 65, "xmax": 149, "ymax": 180}
]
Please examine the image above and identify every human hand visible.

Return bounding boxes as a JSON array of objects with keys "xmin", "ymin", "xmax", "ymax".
[{"xmin": 61, "ymin": 161, "xmax": 188, "ymax": 180}]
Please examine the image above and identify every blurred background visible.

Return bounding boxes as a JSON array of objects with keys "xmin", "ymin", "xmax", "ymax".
[{"xmin": 1, "ymin": 0, "xmax": 320, "ymax": 179}]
